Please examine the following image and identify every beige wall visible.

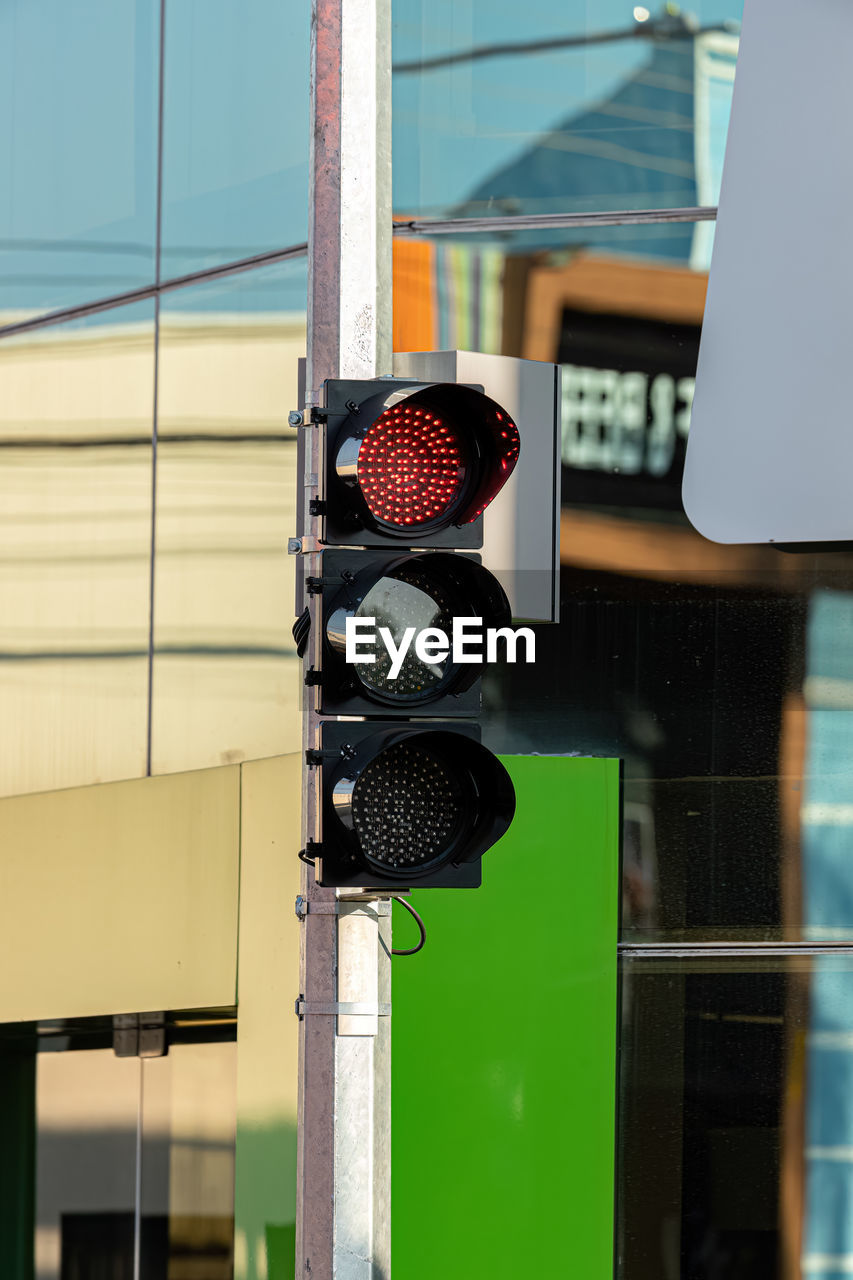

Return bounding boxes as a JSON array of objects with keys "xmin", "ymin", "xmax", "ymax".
[
  {"xmin": 0, "ymin": 753, "xmax": 303, "ymax": 1280},
  {"xmin": 0, "ymin": 765, "xmax": 242, "ymax": 1022},
  {"xmin": 0, "ymin": 753, "xmax": 301, "ymax": 1028}
]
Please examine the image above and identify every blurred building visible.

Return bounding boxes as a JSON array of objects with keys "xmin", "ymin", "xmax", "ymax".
[{"xmin": 394, "ymin": 10, "xmax": 853, "ymax": 1280}]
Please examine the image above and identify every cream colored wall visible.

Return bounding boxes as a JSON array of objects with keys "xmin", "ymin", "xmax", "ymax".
[
  {"xmin": 0, "ymin": 753, "xmax": 302, "ymax": 1026},
  {"xmin": 0, "ymin": 765, "xmax": 242, "ymax": 1022},
  {"xmin": 0, "ymin": 323, "xmax": 154, "ymax": 797},
  {"xmin": 0, "ymin": 753, "xmax": 302, "ymax": 1280}
]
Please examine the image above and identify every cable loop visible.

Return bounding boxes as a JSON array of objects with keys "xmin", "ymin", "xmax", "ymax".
[{"xmin": 391, "ymin": 897, "xmax": 426, "ymax": 956}]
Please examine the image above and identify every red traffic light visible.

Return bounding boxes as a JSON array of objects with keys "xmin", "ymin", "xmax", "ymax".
[
  {"xmin": 357, "ymin": 403, "xmax": 467, "ymax": 529},
  {"xmin": 326, "ymin": 380, "xmax": 520, "ymax": 546}
]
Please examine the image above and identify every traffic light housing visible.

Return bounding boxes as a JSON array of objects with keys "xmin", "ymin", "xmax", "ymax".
[
  {"xmin": 313, "ymin": 721, "xmax": 515, "ymax": 889},
  {"xmin": 303, "ymin": 374, "xmax": 524, "ymax": 890}
]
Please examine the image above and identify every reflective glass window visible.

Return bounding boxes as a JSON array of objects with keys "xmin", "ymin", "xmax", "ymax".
[
  {"xmin": 0, "ymin": 0, "xmax": 160, "ymax": 322},
  {"xmin": 150, "ymin": 260, "xmax": 305, "ymax": 774},
  {"xmin": 0, "ymin": 303, "xmax": 155, "ymax": 800},
  {"xmin": 35, "ymin": 1044, "xmax": 139, "ymax": 1280},
  {"xmin": 618, "ymin": 955, "xmax": 853, "ymax": 1280},
  {"xmin": 0, "ymin": 1014, "xmax": 237, "ymax": 1280},
  {"xmin": 391, "ymin": 221, "xmax": 853, "ymax": 940},
  {"xmin": 140, "ymin": 1037, "xmax": 237, "ymax": 1278},
  {"xmin": 392, "ymin": 218, "xmax": 714, "ymax": 357},
  {"xmin": 392, "ymin": 0, "xmax": 741, "ymax": 220},
  {"xmin": 160, "ymin": 0, "xmax": 310, "ymax": 279}
]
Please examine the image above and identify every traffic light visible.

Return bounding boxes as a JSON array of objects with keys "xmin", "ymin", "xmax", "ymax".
[{"xmin": 302, "ymin": 375, "xmax": 523, "ymax": 890}]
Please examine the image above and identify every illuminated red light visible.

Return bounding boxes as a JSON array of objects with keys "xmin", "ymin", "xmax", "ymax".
[{"xmin": 357, "ymin": 403, "xmax": 467, "ymax": 527}]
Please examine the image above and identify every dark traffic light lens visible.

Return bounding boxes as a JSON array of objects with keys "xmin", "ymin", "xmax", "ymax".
[
  {"xmin": 351, "ymin": 742, "xmax": 465, "ymax": 872},
  {"xmin": 356, "ymin": 401, "xmax": 469, "ymax": 528},
  {"xmin": 323, "ymin": 551, "xmax": 511, "ymax": 713},
  {"xmin": 321, "ymin": 724, "xmax": 516, "ymax": 888},
  {"xmin": 356, "ymin": 567, "xmax": 453, "ymax": 698}
]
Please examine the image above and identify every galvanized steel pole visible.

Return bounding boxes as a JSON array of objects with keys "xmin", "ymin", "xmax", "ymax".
[{"xmin": 297, "ymin": 0, "xmax": 392, "ymax": 1275}]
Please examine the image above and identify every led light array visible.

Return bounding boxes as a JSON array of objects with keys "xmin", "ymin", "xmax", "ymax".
[{"xmin": 357, "ymin": 404, "xmax": 466, "ymax": 528}]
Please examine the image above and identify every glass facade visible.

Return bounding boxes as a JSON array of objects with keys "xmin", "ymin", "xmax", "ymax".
[
  {"xmin": 0, "ymin": 17, "xmax": 308, "ymax": 797},
  {"xmin": 0, "ymin": 1015, "xmax": 236, "ymax": 1280},
  {"xmin": 0, "ymin": 6, "xmax": 308, "ymax": 1275},
  {"xmin": 160, "ymin": 0, "xmax": 309, "ymax": 277},
  {"xmin": 619, "ymin": 956, "xmax": 853, "ymax": 1280},
  {"xmin": 0, "ymin": 0, "xmax": 160, "ymax": 321},
  {"xmin": 151, "ymin": 261, "xmax": 305, "ymax": 774},
  {"xmin": 392, "ymin": 0, "xmax": 742, "ymax": 220},
  {"xmin": 389, "ymin": 5, "xmax": 853, "ymax": 1276}
]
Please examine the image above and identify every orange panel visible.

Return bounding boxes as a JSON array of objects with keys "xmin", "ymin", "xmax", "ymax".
[{"xmin": 393, "ymin": 239, "xmax": 436, "ymax": 353}]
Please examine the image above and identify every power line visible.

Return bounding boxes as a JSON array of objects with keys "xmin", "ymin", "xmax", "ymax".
[{"xmin": 392, "ymin": 16, "xmax": 736, "ymax": 75}]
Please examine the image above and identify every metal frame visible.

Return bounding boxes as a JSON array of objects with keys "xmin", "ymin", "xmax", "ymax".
[
  {"xmin": 394, "ymin": 206, "xmax": 718, "ymax": 236},
  {"xmin": 620, "ymin": 944, "xmax": 853, "ymax": 958}
]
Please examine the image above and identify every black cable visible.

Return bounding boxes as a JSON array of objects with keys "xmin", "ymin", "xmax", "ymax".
[
  {"xmin": 392, "ymin": 19, "xmax": 732, "ymax": 75},
  {"xmin": 298, "ymin": 848, "xmax": 316, "ymax": 867},
  {"xmin": 292, "ymin": 608, "xmax": 310, "ymax": 658},
  {"xmin": 392, "ymin": 897, "xmax": 427, "ymax": 956}
]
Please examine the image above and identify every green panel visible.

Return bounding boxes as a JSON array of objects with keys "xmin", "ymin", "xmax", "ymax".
[{"xmin": 392, "ymin": 756, "xmax": 619, "ymax": 1279}]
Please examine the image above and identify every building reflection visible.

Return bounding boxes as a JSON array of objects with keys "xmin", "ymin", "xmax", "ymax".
[
  {"xmin": 0, "ymin": 1018, "xmax": 237, "ymax": 1280},
  {"xmin": 395, "ymin": 185, "xmax": 853, "ymax": 1280},
  {"xmin": 0, "ymin": 282, "xmax": 305, "ymax": 800}
]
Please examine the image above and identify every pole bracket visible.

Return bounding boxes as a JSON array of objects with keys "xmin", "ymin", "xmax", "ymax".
[
  {"xmin": 305, "ymin": 572, "xmax": 353, "ymax": 595},
  {"xmin": 295, "ymin": 996, "xmax": 391, "ymax": 1020},
  {"xmin": 112, "ymin": 1012, "xmax": 167, "ymax": 1059},
  {"xmin": 295, "ymin": 896, "xmax": 392, "ymax": 919},
  {"xmin": 306, "ymin": 744, "xmax": 355, "ymax": 767}
]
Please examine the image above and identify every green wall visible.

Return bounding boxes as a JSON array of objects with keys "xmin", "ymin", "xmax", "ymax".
[{"xmin": 392, "ymin": 755, "xmax": 619, "ymax": 1278}]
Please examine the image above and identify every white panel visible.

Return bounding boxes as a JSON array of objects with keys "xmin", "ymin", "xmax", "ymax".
[
  {"xmin": 393, "ymin": 350, "xmax": 560, "ymax": 620},
  {"xmin": 684, "ymin": 0, "xmax": 853, "ymax": 544}
]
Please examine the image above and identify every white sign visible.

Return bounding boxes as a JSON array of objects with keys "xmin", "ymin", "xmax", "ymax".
[{"xmin": 684, "ymin": 0, "xmax": 853, "ymax": 544}]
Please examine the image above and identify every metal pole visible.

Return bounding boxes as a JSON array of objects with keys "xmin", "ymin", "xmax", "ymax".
[{"xmin": 297, "ymin": 0, "xmax": 392, "ymax": 1275}]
